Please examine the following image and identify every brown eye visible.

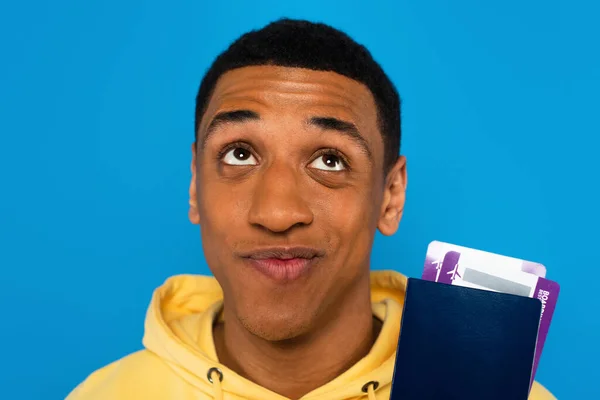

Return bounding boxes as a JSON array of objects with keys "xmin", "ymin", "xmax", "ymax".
[
  {"xmin": 222, "ymin": 147, "xmax": 257, "ymax": 165},
  {"xmin": 308, "ymin": 153, "xmax": 346, "ymax": 171}
]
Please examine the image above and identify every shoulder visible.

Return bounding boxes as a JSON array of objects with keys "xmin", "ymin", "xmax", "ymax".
[
  {"xmin": 65, "ymin": 350, "xmax": 174, "ymax": 399},
  {"xmin": 530, "ymin": 381, "xmax": 556, "ymax": 400}
]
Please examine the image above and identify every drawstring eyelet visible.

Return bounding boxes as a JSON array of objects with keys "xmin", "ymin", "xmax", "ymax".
[
  {"xmin": 207, "ymin": 367, "xmax": 223, "ymax": 383},
  {"xmin": 361, "ymin": 380, "xmax": 379, "ymax": 392}
]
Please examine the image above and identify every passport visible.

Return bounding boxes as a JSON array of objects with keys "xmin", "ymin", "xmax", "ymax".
[{"xmin": 390, "ymin": 278, "xmax": 541, "ymax": 400}]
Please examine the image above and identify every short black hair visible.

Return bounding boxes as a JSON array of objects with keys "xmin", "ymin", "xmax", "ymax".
[{"xmin": 195, "ymin": 18, "xmax": 401, "ymax": 173}]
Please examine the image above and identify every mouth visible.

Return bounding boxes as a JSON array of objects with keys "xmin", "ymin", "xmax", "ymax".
[{"xmin": 237, "ymin": 246, "xmax": 325, "ymax": 283}]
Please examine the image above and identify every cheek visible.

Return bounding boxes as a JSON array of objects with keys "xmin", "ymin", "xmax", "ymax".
[
  {"xmin": 316, "ymin": 184, "xmax": 380, "ymax": 235},
  {"xmin": 313, "ymin": 185, "xmax": 381, "ymax": 269},
  {"xmin": 197, "ymin": 175, "xmax": 251, "ymax": 262}
]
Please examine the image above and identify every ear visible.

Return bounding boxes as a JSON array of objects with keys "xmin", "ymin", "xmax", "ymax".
[
  {"xmin": 188, "ymin": 143, "xmax": 200, "ymax": 225},
  {"xmin": 378, "ymin": 156, "xmax": 407, "ymax": 236}
]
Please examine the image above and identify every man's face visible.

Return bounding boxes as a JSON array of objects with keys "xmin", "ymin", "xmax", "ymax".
[{"xmin": 189, "ymin": 66, "xmax": 406, "ymax": 340}]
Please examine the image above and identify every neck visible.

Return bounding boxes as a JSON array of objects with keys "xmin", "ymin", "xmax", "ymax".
[{"xmin": 213, "ymin": 282, "xmax": 380, "ymax": 400}]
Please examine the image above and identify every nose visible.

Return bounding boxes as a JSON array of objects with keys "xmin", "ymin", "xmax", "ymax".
[{"xmin": 248, "ymin": 162, "xmax": 314, "ymax": 233}]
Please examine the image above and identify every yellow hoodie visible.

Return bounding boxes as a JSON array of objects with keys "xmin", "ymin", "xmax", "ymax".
[{"xmin": 67, "ymin": 270, "xmax": 556, "ymax": 400}]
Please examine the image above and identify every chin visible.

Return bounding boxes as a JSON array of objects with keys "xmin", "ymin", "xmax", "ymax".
[{"xmin": 238, "ymin": 309, "xmax": 314, "ymax": 342}]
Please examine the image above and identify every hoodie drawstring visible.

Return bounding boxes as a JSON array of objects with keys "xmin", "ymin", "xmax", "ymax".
[
  {"xmin": 207, "ymin": 367, "xmax": 224, "ymax": 400},
  {"xmin": 361, "ymin": 380, "xmax": 379, "ymax": 400}
]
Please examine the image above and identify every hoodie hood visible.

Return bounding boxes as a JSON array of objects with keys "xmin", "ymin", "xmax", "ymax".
[{"xmin": 142, "ymin": 270, "xmax": 407, "ymax": 400}]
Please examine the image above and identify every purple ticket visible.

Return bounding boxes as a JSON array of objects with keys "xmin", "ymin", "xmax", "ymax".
[{"xmin": 530, "ymin": 277, "xmax": 560, "ymax": 387}]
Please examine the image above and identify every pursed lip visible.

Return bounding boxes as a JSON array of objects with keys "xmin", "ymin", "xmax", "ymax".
[
  {"xmin": 236, "ymin": 246, "xmax": 325, "ymax": 282},
  {"xmin": 237, "ymin": 246, "xmax": 326, "ymax": 260}
]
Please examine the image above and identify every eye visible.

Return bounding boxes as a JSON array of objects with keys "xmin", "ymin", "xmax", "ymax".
[
  {"xmin": 308, "ymin": 153, "xmax": 346, "ymax": 171},
  {"xmin": 222, "ymin": 147, "xmax": 258, "ymax": 166}
]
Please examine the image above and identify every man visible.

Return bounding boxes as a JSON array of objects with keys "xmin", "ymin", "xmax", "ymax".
[{"xmin": 67, "ymin": 19, "xmax": 555, "ymax": 400}]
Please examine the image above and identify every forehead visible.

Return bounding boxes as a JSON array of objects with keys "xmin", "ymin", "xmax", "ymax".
[{"xmin": 199, "ymin": 65, "xmax": 380, "ymax": 137}]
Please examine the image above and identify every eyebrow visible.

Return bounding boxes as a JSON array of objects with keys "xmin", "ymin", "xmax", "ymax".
[
  {"xmin": 201, "ymin": 110, "xmax": 260, "ymax": 149},
  {"xmin": 308, "ymin": 116, "xmax": 373, "ymax": 160},
  {"xmin": 200, "ymin": 110, "xmax": 373, "ymax": 161}
]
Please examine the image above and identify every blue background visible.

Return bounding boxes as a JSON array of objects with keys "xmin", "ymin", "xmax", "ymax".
[{"xmin": 1, "ymin": 1, "xmax": 598, "ymax": 398}]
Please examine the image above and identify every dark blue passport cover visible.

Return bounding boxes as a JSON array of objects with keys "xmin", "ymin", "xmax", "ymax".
[{"xmin": 390, "ymin": 278, "xmax": 541, "ymax": 400}]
